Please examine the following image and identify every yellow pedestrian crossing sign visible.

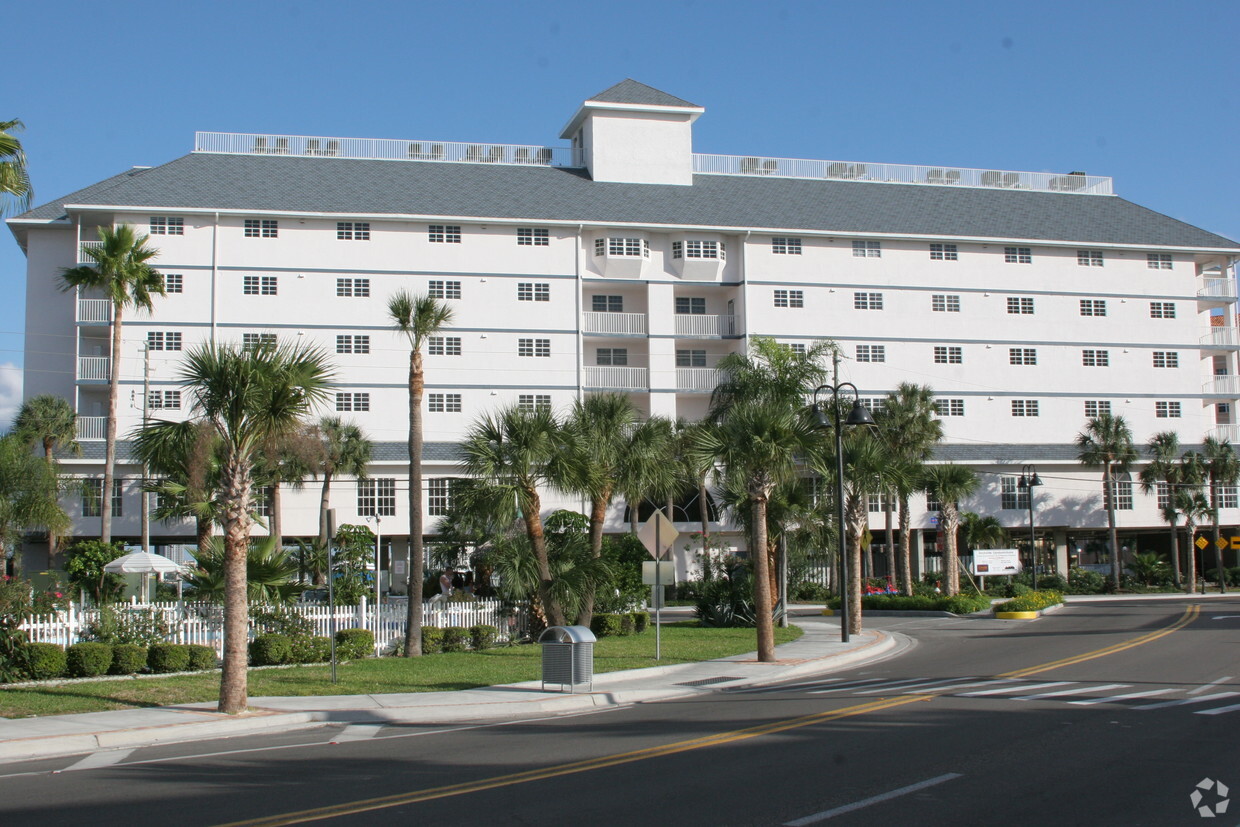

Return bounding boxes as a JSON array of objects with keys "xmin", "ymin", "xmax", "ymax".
[
  {"xmin": 1196, "ymin": 536, "xmax": 1209, "ymax": 550},
  {"xmin": 1217, "ymin": 537, "xmax": 1229, "ymax": 550}
]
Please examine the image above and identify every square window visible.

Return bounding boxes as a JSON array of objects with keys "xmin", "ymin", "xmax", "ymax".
[
  {"xmin": 1147, "ymin": 253, "xmax": 1173, "ymax": 269},
  {"xmin": 1080, "ymin": 299, "xmax": 1107, "ymax": 316},
  {"xmin": 789, "ymin": 343, "xmax": 807, "ymax": 355},
  {"xmin": 671, "ymin": 241, "xmax": 683, "ymax": 259},
  {"xmin": 596, "ymin": 347, "xmax": 627, "ymax": 366},
  {"xmin": 1155, "ymin": 401, "xmax": 1182, "ymax": 418},
  {"xmin": 933, "ymin": 346, "xmax": 963, "ymax": 364},
  {"xmin": 594, "ymin": 238, "xmax": 605, "ymax": 256},
  {"xmin": 242, "ymin": 333, "xmax": 277, "ymax": 350},
  {"xmin": 335, "ymin": 278, "xmax": 370, "ymax": 298},
  {"xmin": 676, "ymin": 349, "xmax": 707, "ymax": 367},
  {"xmin": 929, "ymin": 243, "xmax": 958, "ymax": 261},
  {"xmin": 429, "ymin": 280, "xmax": 461, "ymax": 300},
  {"xmin": 518, "ymin": 394, "xmax": 551, "ymax": 412},
  {"xmin": 852, "ymin": 240, "xmax": 881, "ymax": 258},
  {"xmin": 1011, "ymin": 400, "xmax": 1040, "ymax": 417},
  {"xmin": 858, "ymin": 398, "xmax": 886, "ymax": 416},
  {"xmin": 148, "ymin": 390, "xmax": 181, "ymax": 410},
  {"xmin": 935, "ymin": 399, "xmax": 965, "ymax": 416},
  {"xmin": 1004, "ymin": 246, "xmax": 1032, "ymax": 264},
  {"xmin": 1220, "ymin": 485, "xmax": 1238, "ymax": 509},
  {"xmin": 428, "ymin": 336, "xmax": 462, "ymax": 356},
  {"xmin": 336, "ymin": 222, "xmax": 370, "ymax": 241},
  {"xmin": 772, "ymin": 237, "xmax": 802, "ymax": 255},
  {"xmin": 853, "ymin": 292, "xmax": 883, "ymax": 310},
  {"xmin": 243, "ymin": 275, "xmax": 278, "ymax": 295},
  {"xmin": 518, "ymin": 282, "xmax": 550, "ymax": 302},
  {"xmin": 592, "ymin": 295, "xmax": 624, "ymax": 313},
  {"xmin": 682, "ymin": 240, "xmax": 723, "ymax": 260},
  {"xmin": 1084, "ymin": 400, "xmax": 1112, "ymax": 418},
  {"xmin": 244, "ymin": 219, "xmax": 277, "ymax": 238},
  {"xmin": 428, "ymin": 393, "xmax": 462, "ymax": 413},
  {"xmin": 1001, "ymin": 477, "xmax": 1030, "ymax": 510},
  {"xmin": 519, "ymin": 338, "xmax": 551, "ymax": 358},
  {"xmin": 1077, "ymin": 250, "xmax": 1104, "ymax": 266},
  {"xmin": 931, "ymin": 294, "xmax": 960, "ymax": 312},
  {"xmin": 150, "ymin": 216, "xmax": 184, "ymax": 235},
  {"xmin": 358, "ymin": 478, "xmax": 396, "ymax": 517},
  {"xmin": 517, "ymin": 227, "xmax": 550, "ymax": 246},
  {"xmin": 1150, "ymin": 302, "xmax": 1176, "ymax": 319},
  {"xmin": 147, "ymin": 331, "xmax": 182, "ymax": 351},
  {"xmin": 336, "ymin": 334, "xmax": 370, "ymax": 354},
  {"xmin": 1007, "ymin": 297, "xmax": 1035, "ymax": 314},
  {"xmin": 1082, "ymin": 349, "xmax": 1110, "ymax": 367},
  {"xmin": 774, "ymin": 290, "xmax": 804, "ymax": 308},
  {"xmin": 1153, "ymin": 351, "xmax": 1179, "ymax": 368},
  {"xmin": 675, "ymin": 297, "xmax": 706, "ymax": 315},
  {"xmin": 607, "ymin": 237, "xmax": 646, "ymax": 257},
  {"xmin": 162, "ymin": 273, "xmax": 183, "ymax": 293},
  {"xmin": 335, "ymin": 392, "xmax": 370, "ymax": 412},
  {"xmin": 429, "ymin": 224, "xmax": 461, "ymax": 243},
  {"xmin": 1009, "ymin": 348, "xmax": 1037, "ymax": 365},
  {"xmin": 856, "ymin": 345, "xmax": 885, "ymax": 363}
]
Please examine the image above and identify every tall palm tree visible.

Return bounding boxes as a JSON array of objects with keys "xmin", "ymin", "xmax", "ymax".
[
  {"xmin": 0, "ymin": 119, "xmax": 32, "ymax": 216},
  {"xmin": 708, "ymin": 336, "xmax": 830, "ymax": 419},
  {"xmin": 960, "ymin": 512, "xmax": 1007, "ymax": 551},
  {"xmin": 618, "ymin": 417, "xmax": 679, "ymax": 535},
  {"xmin": 59, "ymin": 225, "xmax": 165, "ymax": 544},
  {"xmin": 176, "ymin": 340, "xmax": 333, "ymax": 714},
  {"xmin": 462, "ymin": 405, "xmax": 567, "ymax": 627},
  {"xmin": 1174, "ymin": 461, "xmax": 1211, "ymax": 595},
  {"xmin": 0, "ymin": 434, "xmax": 70, "ymax": 576},
  {"xmin": 13, "ymin": 395, "xmax": 79, "ymax": 565},
  {"xmin": 313, "ymin": 417, "xmax": 372, "ymax": 568},
  {"xmin": 835, "ymin": 429, "xmax": 899, "ymax": 631},
  {"xmin": 387, "ymin": 290, "xmax": 453, "ymax": 657},
  {"xmin": 1138, "ymin": 431, "xmax": 1187, "ymax": 587},
  {"xmin": 254, "ymin": 423, "xmax": 322, "ymax": 554},
  {"xmin": 131, "ymin": 419, "xmax": 222, "ymax": 558},
  {"xmin": 1201, "ymin": 436, "xmax": 1240, "ymax": 593},
  {"xmin": 1075, "ymin": 414, "xmax": 1137, "ymax": 591},
  {"xmin": 878, "ymin": 384, "xmax": 943, "ymax": 594},
  {"xmin": 922, "ymin": 464, "xmax": 979, "ymax": 595}
]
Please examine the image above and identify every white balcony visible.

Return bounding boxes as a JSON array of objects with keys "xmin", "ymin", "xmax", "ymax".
[
  {"xmin": 78, "ymin": 240, "xmax": 103, "ymax": 264},
  {"xmin": 77, "ymin": 298, "xmax": 112, "ymax": 324},
  {"xmin": 674, "ymin": 314, "xmax": 739, "ymax": 338},
  {"xmin": 582, "ymin": 312, "xmax": 646, "ymax": 336},
  {"xmin": 1201, "ymin": 328, "xmax": 1240, "ymax": 349},
  {"xmin": 583, "ymin": 366, "xmax": 648, "ymax": 391},
  {"xmin": 1204, "ymin": 376, "xmax": 1240, "ymax": 395},
  {"xmin": 1198, "ymin": 278, "xmax": 1238, "ymax": 301},
  {"xmin": 194, "ymin": 132, "xmax": 579, "ymax": 167},
  {"xmin": 78, "ymin": 356, "xmax": 110, "ymax": 382},
  {"xmin": 1209, "ymin": 424, "xmax": 1240, "ymax": 443},
  {"xmin": 675, "ymin": 367, "xmax": 719, "ymax": 393},
  {"xmin": 76, "ymin": 416, "xmax": 107, "ymax": 441}
]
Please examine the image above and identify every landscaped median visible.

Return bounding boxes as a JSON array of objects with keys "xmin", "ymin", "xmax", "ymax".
[
  {"xmin": 823, "ymin": 593, "xmax": 993, "ymax": 616},
  {"xmin": 993, "ymin": 590, "xmax": 1065, "ymax": 619}
]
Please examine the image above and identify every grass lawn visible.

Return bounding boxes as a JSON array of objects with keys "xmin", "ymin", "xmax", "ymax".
[{"xmin": 0, "ymin": 623, "xmax": 802, "ymax": 719}]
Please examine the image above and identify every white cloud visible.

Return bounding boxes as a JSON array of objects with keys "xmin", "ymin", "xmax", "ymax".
[{"xmin": 0, "ymin": 364, "xmax": 23, "ymax": 433}]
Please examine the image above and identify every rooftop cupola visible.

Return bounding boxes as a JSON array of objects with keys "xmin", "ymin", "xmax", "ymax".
[{"xmin": 560, "ymin": 79, "xmax": 703, "ymax": 186}]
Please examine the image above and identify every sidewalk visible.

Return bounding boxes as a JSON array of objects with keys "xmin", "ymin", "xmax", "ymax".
[{"xmin": 0, "ymin": 615, "xmax": 904, "ymax": 764}]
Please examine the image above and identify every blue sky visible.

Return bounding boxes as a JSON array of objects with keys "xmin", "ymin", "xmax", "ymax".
[{"xmin": 3, "ymin": 0, "xmax": 1238, "ymax": 423}]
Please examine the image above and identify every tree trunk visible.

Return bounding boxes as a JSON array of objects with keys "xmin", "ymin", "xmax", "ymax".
[
  {"xmin": 575, "ymin": 491, "xmax": 610, "ymax": 627},
  {"xmin": 844, "ymin": 491, "xmax": 865, "ymax": 636},
  {"xmin": 196, "ymin": 516, "xmax": 212, "ymax": 558},
  {"xmin": 628, "ymin": 499, "xmax": 639, "ymax": 534},
  {"xmin": 1105, "ymin": 465, "xmax": 1121, "ymax": 591},
  {"xmin": 1185, "ymin": 521, "xmax": 1198, "ymax": 594},
  {"xmin": 44, "ymin": 441, "xmax": 61, "ymax": 568},
  {"xmin": 898, "ymin": 494, "xmax": 914, "ymax": 596},
  {"xmin": 1168, "ymin": 518, "xmax": 1182, "ymax": 588},
  {"xmin": 884, "ymin": 494, "xmax": 895, "ymax": 587},
  {"xmin": 102, "ymin": 303, "xmax": 124, "ymax": 544},
  {"xmin": 314, "ymin": 472, "xmax": 333, "ymax": 585},
  {"xmin": 271, "ymin": 480, "xmax": 283, "ymax": 552},
  {"xmin": 751, "ymin": 496, "xmax": 775, "ymax": 662},
  {"xmin": 524, "ymin": 487, "xmax": 564, "ymax": 627},
  {"xmin": 404, "ymin": 351, "xmax": 425, "ymax": 656},
  {"xmin": 218, "ymin": 458, "xmax": 253, "ymax": 714},
  {"xmin": 699, "ymin": 479, "xmax": 710, "ymax": 546},
  {"xmin": 944, "ymin": 506, "xmax": 961, "ymax": 595},
  {"xmin": 1212, "ymin": 481, "xmax": 1227, "ymax": 594}
]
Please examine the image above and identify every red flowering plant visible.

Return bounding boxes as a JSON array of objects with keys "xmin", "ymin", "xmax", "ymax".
[{"xmin": 0, "ymin": 575, "xmax": 68, "ymax": 682}]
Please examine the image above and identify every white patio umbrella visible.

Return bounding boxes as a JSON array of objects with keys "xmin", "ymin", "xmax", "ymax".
[{"xmin": 104, "ymin": 552, "xmax": 191, "ymax": 602}]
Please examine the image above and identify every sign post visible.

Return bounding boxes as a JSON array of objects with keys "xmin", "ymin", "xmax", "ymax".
[{"xmin": 638, "ymin": 511, "xmax": 679, "ymax": 660}]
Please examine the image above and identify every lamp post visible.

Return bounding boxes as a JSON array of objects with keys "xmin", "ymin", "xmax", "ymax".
[
  {"xmin": 1018, "ymin": 465, "xmax": 1043, "ymax": 586},
  {"xmin": 812, "ymin": 356, "xmax": 876, "ymax": 644}
]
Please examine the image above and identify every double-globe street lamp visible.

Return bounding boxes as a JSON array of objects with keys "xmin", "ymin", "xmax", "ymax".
[
  {"xmin": 812, "ymin": 382, "xmax": 876, "ymax": 643},
  {"xmin": 1018, "ymin": 465, "xmax": 1043, "ymax": 586}
]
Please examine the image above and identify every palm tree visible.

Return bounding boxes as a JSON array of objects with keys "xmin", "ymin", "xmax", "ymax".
[
  {"xmin": 184, "ymin": 537, "xmax": 300, "ymax": 603},
  {"xmin": 618, "ymin": 416, "xmax": 679, "ymax": 535},
  {"xmin": 254, "ymin": 424, "xmax": 322, "ymax": 554},
  {"xmin": 835, "ymin": 429, "xmax": 898, "ymax": 631},
  {"xmin": 1075, "ymin": 414, "xmax": 1137, "ymax": 591},
  {"xmin": 878, "ymin": 384, "xmax": 943, "ymax": 594},
  {"xmin": 960, "ymin": 512, "xmax": 1007, "ymax": 551},
  {"xmin": 922, "ymin": 464, "xmax": 979, "ymax": 595},
  {"xmin": 1201, "ymin": 436, "xmax": 1240, "ymax": 593},
  {"xmin": 0, "ymin": 119, "xmax": 32, "ymax": 216},
  {"xmin": 1176, "ymin": 476, "xmax": 1211, "ymax": 594},
  {"xmin": 708, "ymin": 336, "xmax": 830, "ymax": 418},
  {"xmin": 176, "ymin": 340, "xmax": 333, "ymax": 714},
  {"xmin": 13, "ymin": 395, "xmax": 79, "ymax": 565},
  {"xmin": 59, "ymin": 225, "xmax": 165, "ymax": 544},
  {"xmin": 1138, "ymin": 432, "xmax": 1187, "ymax": 587},
  {"xmin": 131, "ymin": 419, "xmax": 221, "ymax": 558},
  {"xmin": 312, "ymin": 417, "xmax": 372, "ymax": 571},
  {"xmin": 461, "ymin": 405, "xmax": 567, "ymax": 627},
  {"xmin": 387, "ymin": 290, "xmax": 454, "ymax": 657},
  {"xmin": 0, "ymin": 434, "xmax": 70, "ymax": 576}
]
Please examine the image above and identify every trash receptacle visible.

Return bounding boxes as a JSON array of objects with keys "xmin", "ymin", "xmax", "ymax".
[{"xmin": 539, "ymin": 625, "xmax": 596, "ymax": 692}]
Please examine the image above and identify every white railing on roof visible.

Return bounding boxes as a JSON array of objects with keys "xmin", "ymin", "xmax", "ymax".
[
  {"xmin": 77, "ymin": 356, "xmax": 110, "ymax": 381},
  {"xmin": 1205, "ymin": 376, "xmax": 1240, "ymax": 396},
  {"xmin": 77, "ymin": 298, "xmax": 112, "ymax": 324},
  {"xmin": 676, "ymin": 367, "xmax": 719, "ymax": 393},
  {"xmin": 76, "ymin": 416, "xmax": 107, "ymax": 441},
  {"xmin": 693, "ymin": 154, "xmax": 1114, "ymax": 195},
  {"xmin": 78, "ymin": 240, "xmax": 103, "ymax": 264},
  {"xmin": 1202, "ymin": 328, "xmax": 1240, "ymax": 349},
  {"xmin": 1199, "ymin": 278, "xmax": 1238, "ymax": 301},
  {"xmin": 674, "ymin": 314, "xmax": 739, "ymax": 338},
  {"xmin": 584, "ymin": 365, "xmax": 648, "ymax": 391},
  {"xmin": 194, "ymin": 132, "xmax": 580, "ymax": 168},
  {"xmin": 582, "ymin": 312, "xmax": 647, "ymax": 336}
]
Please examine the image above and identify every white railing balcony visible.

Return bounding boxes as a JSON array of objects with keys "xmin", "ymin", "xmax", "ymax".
[
  {"xmin": 194, "ymin": 132, "xmax": 580, "ymax": 167},
  {"xmin": 77, "ymin": 356, "xmax": 110, "ymax": 381},
  {"xmin": 582, "ymin": 312, "xmax": 647, "ymax": 336},
  {"xmin": 76, "ymin": 416, "xmax": 107, "ymax": 441},
  {"xmin": 693, "ymin": 154, "xmax": 1114, "ymax": 196},
  {"xmin": 674, "ymin": 314, "xmax": 739, "ymax": 338},
  {"xmin": 1201, "ymin": 328, "xmax": 1240, "ymax": 349},
  {"xmin": 78, "ymin": 240, "xmax": 103, "ymax": 264},
  {"xmin": 675, "ymin": 367, "xmax": 719, "ymax": 393},
  {"xmin": 1198, "ymin": 278, "xmax": 1238, "ymax": 301},
  {"xmin": 1204, "ymin": 376, "xmax": 1240, "ymax": 395},
  {"xmin": 583, "ymin": 366, "xmax": 648, "ymax": 391},
  {"xmin": 1210, "ymin": 424, "xmax": 1240, "ymax": 443},
  {"xmin": 77, "ymin": 298, "xmax": 112, "ymax": 324}
]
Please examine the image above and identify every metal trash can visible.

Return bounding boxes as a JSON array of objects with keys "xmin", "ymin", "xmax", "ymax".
[{"xmin": 539, "ymin": 625, "xmax": 597, "ymax": 692}]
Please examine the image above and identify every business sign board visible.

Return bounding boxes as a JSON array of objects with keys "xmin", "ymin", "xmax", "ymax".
[{"xmin": 972, "ymin": 548, "xmax": 1022, "ymax": 576}]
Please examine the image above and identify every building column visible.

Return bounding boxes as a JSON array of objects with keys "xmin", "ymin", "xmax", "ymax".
[{"xmin": 1054, "ymin": 528, "xmax": 1069, "ymax": 576}]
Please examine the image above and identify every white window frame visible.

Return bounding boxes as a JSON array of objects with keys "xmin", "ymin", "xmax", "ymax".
[{"xmin": 852, "ymin": 240, "xmax": 881, "ymax": 258}]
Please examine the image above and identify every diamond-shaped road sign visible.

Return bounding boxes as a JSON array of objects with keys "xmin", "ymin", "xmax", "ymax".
[
  {"xmin": 1218, "ymin": 536, "xmax": 1230, "ymax": 550},
  {"xmin": 638, "ymin": 511, "xmax": 679, "ymax": 560},
  {"xmin": 1196, "ymin": 536, "xmax": 1209, "ymax": 550}
]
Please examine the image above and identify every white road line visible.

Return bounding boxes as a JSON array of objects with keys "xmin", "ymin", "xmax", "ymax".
[
  {"xmin": 1188, "ymin": 677, "xmax": 1234, "ymax": 696},
  {"xmin": 958, "ymin": 681, "xmax": 1073, "ymax": 697},
  {"xmin": 59, "ymin": 749, "xmax": 135, "ymax": 772},
  {"xmin": 1012, "ymin": 684, "xmax": 1130, "ymax": 701},
  {"xmin": 737, "ymin": 678, "xmax": 846, "ymax": 694},
  {"xmin": 1068, "ymin": 688, "xmax": 1179, "ymax": 706},
  {"xmin": 330, "ymin": 725, "xmax": 384, "ymax": 743},
  {"xmin": 1194, "ymin": 703, "xmax": 1240, "ymax": 716},
  {"xmin": 783, "ymin": 773, "xmax": 964, "ymax": 825},
  {"xmin": 909, "ymin": 679, "xmax": 1011, "ymax": 695},
  {"xmin": 852, "ymin": 677, "xmax": 977, "ymax": 695},
  {"xmin": 1132, "ymin": 691, "xmax": 1240, "ymax": 711},
  {"xmin": 807, "ymin": 678, "xmax": 898, "ymax": 694}
]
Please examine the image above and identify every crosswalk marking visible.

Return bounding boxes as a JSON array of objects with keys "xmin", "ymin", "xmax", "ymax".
[
  {"xmin": 330, "ymin": 725, "xmax": 384, "ymax": 743},
  {"xmin": 1068, "ymin": 688, "xmax": 1178, "ymax": 706},
  {"xmin": 958, "ymin": 681, "xmax": 1072, "ymax": 697},
  {"xmin": 909, "ymin": 679, "xmax": 1009, "ymax": 695},
  {"xmin": 1131, "ymin": 691, "xmax": 1240, "ymax": 711},
  {"xmin": 1194, "ymin": 702, "xmax": 1240, "ymax": 716},
  {"xmin": 1012, "ymin": 683, "xmax": 1130, "ymax": 701},
  {"xmin": 1187, "ymin": 677, "xmax": 1234, "ymax": 696},
  {"xmin": 62, "ymin": 749, "xmax": 134, "ymax": 771},
  {"xmin": 808, "ymin": 678, "xmax": 900, "ymax": 695},
  {"xmin": 853, "ymin": 677, "xmax": 978, "ymax": 695}
]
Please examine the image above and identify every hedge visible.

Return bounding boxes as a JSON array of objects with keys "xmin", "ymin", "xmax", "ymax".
[
  {"xmin": 826, "ymin": 594, "xmax": 990, "ymax": 613},
  {"xmin": 441, "ymin": 627, "xmax": 470, "ymax": 653},
  {"xmin": 250, "ymin": 634, "xmax": 293, "ymax": 666},
  {"xmin": 590, "ymin": 613, "xmax": 625, "ymax": 638},
  {"xmin": 109, "ymin": 644, "xmax": 148, "ymax": 675},
  {"xmin": 470, "ymin": 624, "xmax": 499, "ymax": 651},
  {"xmin": 187, "ymin": 644, "xmax": 218, "ymax": 671},
  {"xmin": 26, "ymin": 643, "xmax": 67, "ymax": 680},
  {"xmin": 421, "ymin": 626, "xmax": 445, "ymax": 654},
  {"xmin": 288, "ymin": 635, "xmax": 331, "ymax": 664},
  {"xmin": 630, "ymin": 612, "xmax": 651, "ymax": 634},
  {"xmin": 66, "ymin": 642, "xmax": 112, "ymax": 678},
  {"xmin": 335, "ymin": 628, "xmax": 374, "ymax": 660},
  {"xmin": 148, "ymin": 644, "xmax": 191, "ymax": 673}
]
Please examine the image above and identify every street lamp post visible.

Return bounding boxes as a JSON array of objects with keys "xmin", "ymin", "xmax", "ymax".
[{"xmin": 1018, "ymin": 465, "xmax": 1043, "ymax": 587}]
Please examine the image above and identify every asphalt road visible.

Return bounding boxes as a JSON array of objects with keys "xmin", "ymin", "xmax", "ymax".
[{"xmin": 1, "ymin": 598, "xmax": 1237, "ymax": 826}]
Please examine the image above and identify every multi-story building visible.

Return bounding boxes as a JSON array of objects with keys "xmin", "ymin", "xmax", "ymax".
[{"xmin": 9, "ymin": 80, "xmax": 1240, "ymax": 583}]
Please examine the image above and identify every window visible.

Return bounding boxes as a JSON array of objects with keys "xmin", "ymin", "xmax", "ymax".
[
  {"xmin": 933, "ymin": 346, "xmax": 962, "ymax": 364},
  {"xmin": 150, "ymin": 216, "xmax": 184, "ymax": 235},
  {"xmin": 852, "ymin": 240, "xmax": 881, "ymax": 258},
  {"xmin": 1001, "ymin": 477, "xmax": 1029, "ymax": 510},
  {"xmin": 774, "ymin": 290, "xmax": 804, "ymax": 308},
  {"xmin": 925, "ymin": 493, "xmax": 942, "ymax": 512},
  {"xmin": 147, "ymin": 331, "xmax": 182, "ymax": 351},
  {"xmin": 856, "ymin": 345, "xmax": 885, "ymax": 363},
  {"xmin": 1011, "ymin": 399, "xmax": 1040, "ymax": 417},
  {"xmin": 428, "ymin": 393, "xmax": 462, "ymax": 413},
  {"xmin": 518, "ymin": 282, "xmax": 550, "ymax": 302},
  {"xmin": 676, "ymin": 349, "xmax": 707, "ymax": 367},
  {"xmin": 684, "ymin": 240, "xmax": 724, "ymax": 259},
  {"xmin": 1157, "ymin": 482, "xmax": 1171, "ymax": 510},
  {"xmin": 336, "ymin": 278, "xmax": 370, "ymax": 298},
  {"xmin": 858, "ymin": 398, "xmax": 886, "ymax": 416},
  {"xmin": 243, "ymin": 275, "xmax": 277, "ymax": 295},
  {"xmin": 1004, "ymin": 246, "xmax": 1032, "ymax": 264},
  {"xmin": 427, "ymin": 478, "xmax": 456, "ymax": 517},
  {"xmin": 252, "ymin": 486, "xmax": 272, "ymax": 519},
  {"xmin": 357, "ymin": 478, "xmax": 396, "ymax": 517},
  {"xmin": 867, "ymin": 494, "xmax": 894, "ymax": 513},
  {"xmin": 428, "ymin": 225, "xmax": 461, "ymax": 243},
  {"xmin": 518, "ymin": 394, "xmax": 551, "ymax": 412},
  {"xmin": 428, "ymin": 337, "xmax": 462, "ymax": 356},
  {"xmin": 597, "ymin": 237, "xmax": 646, "ymax": 257},
  {"xmin": 772, "ymin": 237, "xmax": 802, "ymax": 255},
  {"xmin": 242, "ymin": 333, "xmax": 277, "ymax": 350},
  {"xmin": 596, "ymin": 347, "xmax": 627, "ymax": 365},
  {"xmin": 429, "ymin": 280, "xmax": 461, "ymax": 300},
  {"xmin": 335, "ymin": 392, "xmax": 370, "ymax": 412},
  {"xmin": 675, "ymin": 297, "xmax": 706, "ymax": 315},
  {"xmin": 336, "ymin": 334, "xmax": 370, "ymax": 354},
  {"xmin": 592, "ymin": 295, "xmax": 624, "ymax": 313},
  {"xmin": 1082, "ymin": 350, "xmax": 1110, "ymax": 367},
  {"xmin": 932, "ymin": 294, "xmax": 960, "ymax": 312},
  {"xmin": 1080, "ymin": 299, "xmax": 1107, "ymax": 316},
  {"xmin": 789, "ymin": 343, "xmax": 807, "ymax": 355},
  {"xmin": 517, "ymin": 227, "xmax": 550, "ymax": 246},
  {"xmin": 1150, "ymin": 302, "xmax": 1176, "ymax": 319},
  {"xmin": 1077, "ymin": 250, "xmax": 1104, "ymax": 267},
  {"xmin": 336, "ymin": 222, "xmax": 370, "ymax": 241},
  {"xmin": 520, "ymin": 339, "xmax": 551, "ymax": 358},
  {"xmin": 1007, "ymin": 297, "xmax": 1035, "ymax": 315},
  {"xmin": 1084, "ymin": 400, "xmax": 1112, "ymax": 418},
  {"xmin": 1009, "ymin": 348, "xmax": 1037, "ymax": 365},
  {"xmin": 148, "ymin": 390, "xmax": 181, "ymax": 410},
  {"xmin": 1155, "ymin": 401, "xmax": 1182, "ymax": 418},
  {"xmin": 1104, "ymin": 474, "xmax": 1134, "ymax": 511},
  {"xmin": 82, "ymin": 479, "xmax": 122, "ymax": 518},
  {"xmin": 935, "ymin": 399, "xmax": 965, "ymax": 416},
  {"xmin": 1219, "ymin": 485, "xmax": 1239, "ymax": 509},
  {"xmin": 1147, "ymin": 253, "xmax": 1173, "ymax": 270},
  {"xmin": 1153, "ymin": 351, "xmax": 1179, "ymax": 368},
  {"xmin": 162, "ymin": 273, "xmax": 183, "ymax": 293},
  {"xmin": 929, "ymin": 243, "xmax": 958, "ymax": 261},
  {"xmin": 854, "ymin": 292, "xmax": 883, "ymax": 310},
  {"xmin": 244, "ymin": 219, "xmax": 278, "ymax": 238}
]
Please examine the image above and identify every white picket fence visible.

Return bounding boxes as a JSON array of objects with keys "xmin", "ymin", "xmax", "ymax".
[{"xmin": 18, "ymin": 598, "xmax": 527, "ymax": 658}]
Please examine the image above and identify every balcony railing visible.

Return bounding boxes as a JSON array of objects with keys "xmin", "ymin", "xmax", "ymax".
[
  {"xmin": 1201, "ymin": 328, "xmax": 1240, "ymax": 349},
  {"xmin": 693, "ymin": 154, "xmax": 1114, "ymax": 196},
  {"xmin": 78, "ymin": 240, "xmax": 103, "ymax": 264},
  {"xmin": 1209, "ymin": 424, "xmax": 1240, "ymax": 443},
  {"xmin": 77, "ymin": 299, "xmax": 112, "ymax": 324},
  {"xmin": 78, "ymin": 356, "xmax": 110, "ymax": 381},
  {"xmin": 583, "ymin": 366, "xmax": 648, "ymax": 391},
  {"xmin": 194, "ymin": 132, "xmax": 579, "ymax": 168},
  {"xmin": 582, "ymin": 312, "xmax": 647, "ymax": 336},
  {"xmin": 76, "ymin": 416, "xmax": 107, "ymax": 441},
  {"xmin": 675, "ymin": 367, "xmax": 719, "ymax": 393},
  {"xmin": 674, "ymin": 314, "xmax": 739, "ymax": 338},
  {"xmin": 1204, "ymin": 376, "xmax": 1240, "ymax": 395},
  {"xmin": 1199, "ymin": 278, "xmax": 1238, "ymax": 301}
]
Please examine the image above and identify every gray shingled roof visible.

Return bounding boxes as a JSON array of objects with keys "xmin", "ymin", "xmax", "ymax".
[
  {"xmin": 14, "ymin": 151, "xmax": 1238, "ymax": 249},
  {"xmin": 587, "ymin": 79, "xmax": 699, "ymax": 109}
]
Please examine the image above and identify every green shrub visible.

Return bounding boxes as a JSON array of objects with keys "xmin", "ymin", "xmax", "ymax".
[
  {"xmin": 66, "ymin": 642, "xmax": 113, "ymax": 678},
  {"xmin": 25, "ymin": 643, "xmax": 66, "ymax": 680},
  {"xmin": 288, "ymin": 635, "xmax": 331, "ymax": 664},
  {"xmin": 187, "ymin": 645, "xmax": 217, "ymax": 671},
  {"xmin": 941, "ymin": 594, "xmax": 992, "ymax": 614},
  {"xmin": 109, "ymin": 644, "xmax": 148, "ymax": 675},
  {"xmin": 335, "ymin": 628, "xmax": 375, "ymax": 660},
  {"xmin": 441, "ymin": 626, "xmax": 470, "ymax": 653},
  {"xmin": 791, "ymin": 582, "xmax": 830, "ymax": 602},
  {"xmin": 996, "ymin": 590, "xmax": 1064, "ymax": 613},
  {"xmin": 421, "ymin": 626, "xmax": 445, "ymax": 654},
  {"xmin": 1205, "ymin": 567, "xmax": 1240, "ymax": 587},
  {"xmin": 1068, "ymin": 567, "xmax": 1106, "ymax": 595},
  {"xmin": 148, "ymin": 644, "xmax": 192, "ymax": 673},
  {"xmin": 693, "ymin": 568, "xmax": 756, "ymax": 628},
  {"xmin": 630, "ymin": 611, "xmax": 650, "ymax": 634},
  {"xmin": 826, "ymin": 594, "xmax": 990, "ymax": 613},
  {"xmin": 82, "ymin": 607, "xmax": 172, "ymax": 647},
  {"xmin": 1035, "ymin": 574, "xmax": 1069, "ymax": 592},
  {"xmin": 619, "ymin": 614, "xmax": 635, "ymax": 636},
  {"xmin": 249, "ymin": 634, "xmax": 293, "ymax": 666},
  {"xmin": 590, "ymin": 613, "xmax": 625, "ymax": 638},
  {"xmin": 469, "ymin": 624, "xmax": 499, "ymax": 651}
]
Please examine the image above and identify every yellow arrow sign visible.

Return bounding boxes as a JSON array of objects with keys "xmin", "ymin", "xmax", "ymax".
[{"xmin": 1196, "ymin": 536, "xmax": 1209, "ymax": 550}]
